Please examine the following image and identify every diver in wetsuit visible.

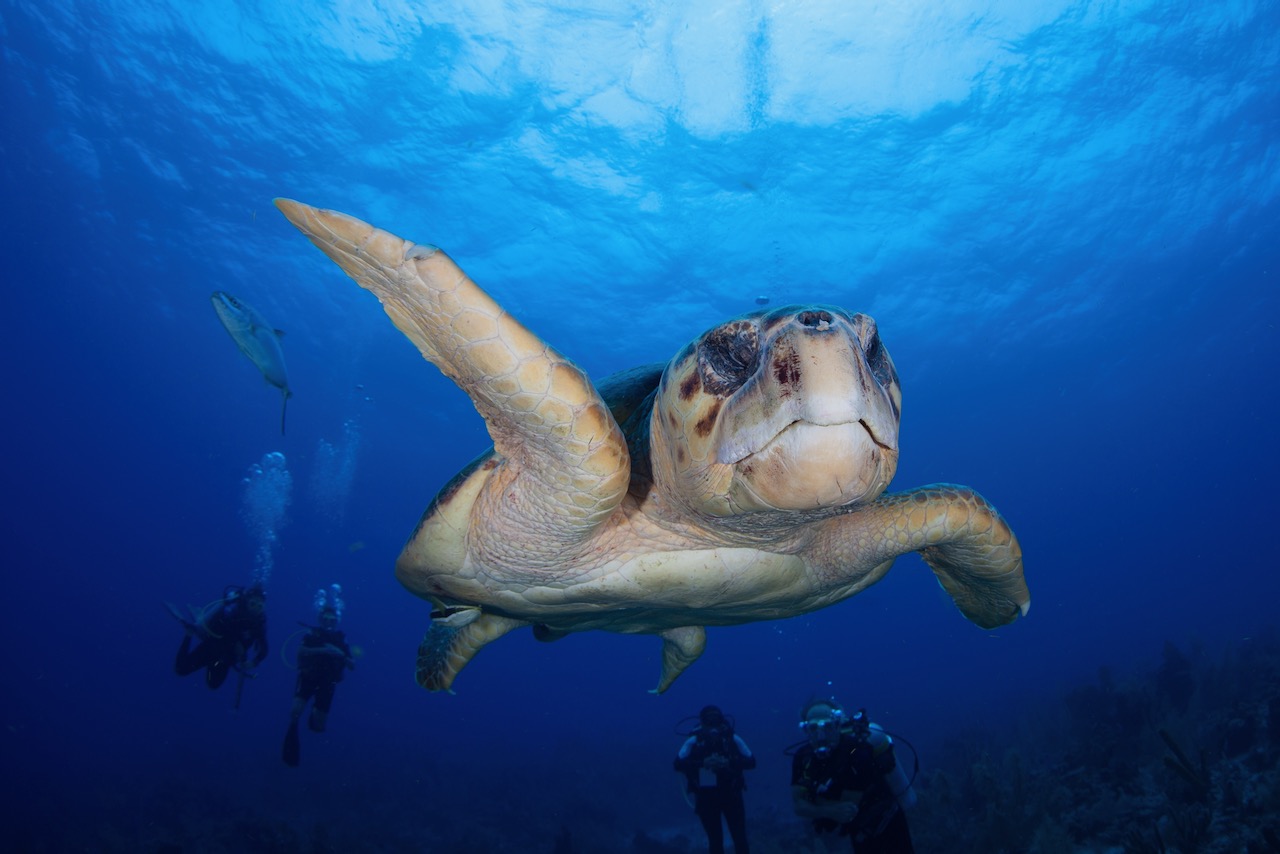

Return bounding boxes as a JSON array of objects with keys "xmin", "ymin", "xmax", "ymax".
[
  {"xmin": 791, "ymin": 699, "xmax": 916, "ymax": 854},
  {"xmin": 282, "ymin": 587, "xmax": 354, "ymax": 767},
  {"xmin": 171, "ymin": 584, "xmax": 268, "ymax": 690},
  {"xmin": 674, "ymin": 705, "xmax": 757, "ymax": 854}
]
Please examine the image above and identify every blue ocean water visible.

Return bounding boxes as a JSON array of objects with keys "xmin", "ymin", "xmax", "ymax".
[{"xmin": 3, "ymin": 1, "xmax": 1277, "ymax": 851}]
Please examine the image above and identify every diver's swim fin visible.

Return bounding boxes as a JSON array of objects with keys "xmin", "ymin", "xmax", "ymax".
[
  {"xmin": 164, "ymin": 602, "xmax": 201, "ymax": 637},
  {"xmin": 282, "ymin": 721, "xmax": 300, "ymax": 767}
]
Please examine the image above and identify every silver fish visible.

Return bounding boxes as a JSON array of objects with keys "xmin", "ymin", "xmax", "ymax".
[{"xmin": 211, "ymin": 291, "xmax": 292, "ymax": 434}]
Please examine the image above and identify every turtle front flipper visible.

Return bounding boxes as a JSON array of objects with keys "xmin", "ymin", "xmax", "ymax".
[
  {"xmin": 651, "ymin": 625, "xmax": 707, "ymax": 694},
  {"xmin": 275, "ymin": 200, "xmax": 630, "ymax": 557},
  {"xmin": 416, "ymin": 611, "xmax": 528, "ymax": 693},
  {"xmin": 815, "ymin": 484, "xmax": 1029, "ymax": 629}
]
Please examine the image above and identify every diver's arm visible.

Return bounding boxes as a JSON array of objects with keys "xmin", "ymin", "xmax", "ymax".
[
  {"xmin": 868, "ymin": 729, "xmax": 916, "ymax": 810},
  {"xmin": 882, "ymin": 747, "xmax": 916, "ymax": 809},
  {"xmin": 731, "ymin": 735, "xmax": 757, "ymax": 771},
  {"xmin": 673, "ymin": 736, "xmax": 705, "ymax": 794},
  {"xmin": 673, "ymin": 736, "xmax": 700, "ymax": 773},
  {"xmin": 792, "ymin": 785, "xmax": 859, "ymax": 822},
  {"xmin": 791, "ymin": 785, "xmax": 821, "ymax": 817}
]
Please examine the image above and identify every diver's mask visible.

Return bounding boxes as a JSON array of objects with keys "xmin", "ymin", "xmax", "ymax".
[{"xmin": 800, "ymin": 716, "xmax": 843, "ymax": 754}]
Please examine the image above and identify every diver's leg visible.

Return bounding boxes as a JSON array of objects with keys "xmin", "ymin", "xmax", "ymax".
[
  {"xmin": 694, "ymin": 792, "xmax": 725, "ymax": 854},
  {"xmin": 176, "ymin": 637, "xmax": 218, "ymax": 676},
  {"xmin": 309, "ymin": 682, "xmax": 335, "ymax": 732},
  {"xmin": 308, "ymin": 706, "xmax": 327, "ymax": 732},
  {"xmin": 289, "ymin": 675, "xmax": 309, "ymax": 724},
  {"xmin": 206, "ymin": 656, "xmax": 230, "ymax": 690},
  {"xmin": 315, "ymin": 682, "xmax": 336, "ymax": 715},
  {"xmin": 282, "ymin": 700, "xmax": 302, "ymax": 767},
  {"xmin": 308, "ymin": 710, "xmax": 327, "ymax": 732},
  {"xmin": 723, "ymin": 792, "xmax": 749, "ymax": 854},
  {"xmin": 174, "ymin": 636, "xmax": 198, "ymax": 675}
]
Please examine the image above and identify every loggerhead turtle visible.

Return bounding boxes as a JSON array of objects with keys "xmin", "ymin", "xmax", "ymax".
[{"xmin": 275, "ymin": 199, "xmax": 1029, "ymax": 694}]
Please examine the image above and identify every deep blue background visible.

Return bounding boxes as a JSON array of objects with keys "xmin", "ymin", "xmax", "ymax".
[{"xmin": 2, "ymin": 0, "xmax": 1277, "ymax": 849}]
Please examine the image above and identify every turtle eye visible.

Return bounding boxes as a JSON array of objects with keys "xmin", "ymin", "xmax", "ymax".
[
  {"xmin": 863, "ymin": 329, "xmax": 896, "ymax": 389},
  {"xmin": 699, "ymin": 321, "xmax": 760, "ymax": 394}
]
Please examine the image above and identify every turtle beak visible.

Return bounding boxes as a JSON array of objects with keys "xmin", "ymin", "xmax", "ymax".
[{"xmin": 716, "ymin": 310, "xmax": 899, "ymax": 465}]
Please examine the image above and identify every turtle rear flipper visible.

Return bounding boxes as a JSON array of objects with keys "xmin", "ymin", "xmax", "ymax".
[
  {"xmin": 275, "ymin": 199, "xmax": 630, "ymax": 559},
  {"xmin": 652, "ymin": 625, "xmax": 707, "ymax": 694}
]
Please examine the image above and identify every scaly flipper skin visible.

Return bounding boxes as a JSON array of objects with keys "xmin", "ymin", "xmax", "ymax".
[
  {"xmin": 810, "ymin": 484, "xmax": 1028, "ymax": 627},
  {"xmin": 416, "ymin": 612, "xmax": 528, "ymax": 693},
  {"xmin": 655, "ymin": 626, "xmax": 707, "ymax": 694},
  {"xmin": 274, "ymin": 199, "xmax": 629, "ymax": 566}
]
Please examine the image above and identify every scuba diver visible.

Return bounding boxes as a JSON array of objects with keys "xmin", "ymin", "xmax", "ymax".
[
  {"xmin": 790, "ymin": 698, "xmax": 917, "ymax": 853},
  {"xmin": 673, "ymin": 705, "xmax": 757, "ymax": 854},
  {"xmin": 169, "ymin": 583, "xmax": 268, "ymax": 693},
  {"xmin": 282, "ymin": 584, "xmax": 354, "ymax": 767}
]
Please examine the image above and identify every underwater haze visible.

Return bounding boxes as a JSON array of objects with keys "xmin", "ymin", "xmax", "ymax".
[{"xmin": 3, "ymin": 1, "xmax": 1278, "ymax": 852}]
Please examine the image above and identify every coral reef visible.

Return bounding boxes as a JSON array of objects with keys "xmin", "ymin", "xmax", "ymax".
[{"xmin": 910, "ymin": 630, "xmax": 1280, "ymax": 854}]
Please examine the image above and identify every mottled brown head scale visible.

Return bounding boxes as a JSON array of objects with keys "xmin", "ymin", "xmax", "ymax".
[{"xmin": 650, "ymin": 305, "xmax": 903, "ymax": 518}]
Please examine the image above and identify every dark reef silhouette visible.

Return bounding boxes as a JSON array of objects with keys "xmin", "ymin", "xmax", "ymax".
[{"xmin": 14, "ymin": 631, "xmax": 1280, "ymax": 853}]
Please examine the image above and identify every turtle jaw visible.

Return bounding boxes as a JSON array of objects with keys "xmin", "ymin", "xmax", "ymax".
[
  {"xmin": 726, "ymin": 419, "xmax": 899, "ymax": 513},
  {"xmin": 717, "ymin": 413, "xmax": 896, "ymax": 466}
]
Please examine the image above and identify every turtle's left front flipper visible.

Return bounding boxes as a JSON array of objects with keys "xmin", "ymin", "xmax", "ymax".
[{"xmin": 815, "ymin": 484, "xmax": 1028, "ymax": 629}]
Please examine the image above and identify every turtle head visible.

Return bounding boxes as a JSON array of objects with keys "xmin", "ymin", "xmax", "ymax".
[{"xmin": 651, "ymin": 306, "xmax": 901, "ymax": 519}]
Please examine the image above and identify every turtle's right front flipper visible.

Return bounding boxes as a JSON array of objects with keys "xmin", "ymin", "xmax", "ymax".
[
  {"xmin": 416, "ymin": 611, "xmax": 528, "ymax": 693},
  {"xmin": 274, "ymin": 200, "xmax": 630, "ymax": 558}
]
